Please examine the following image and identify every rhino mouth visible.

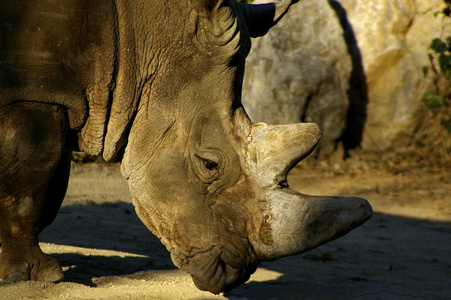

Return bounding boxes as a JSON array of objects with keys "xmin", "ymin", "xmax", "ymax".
[{"xmin": 171, "ymin": 243, "xmax": 258, "ymax": 294}]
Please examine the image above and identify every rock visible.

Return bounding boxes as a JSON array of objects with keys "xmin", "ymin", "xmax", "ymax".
[
  {"xmin": 243, "ymin": 0, "xmax": 451, "ymax": 155},
  {"xmin": 242, "ymin": 0, "xmax": 352, "ymax": 156},
  {"xmin": 338, "ymin": 0, "xmax": 451, "ymax": 151}
]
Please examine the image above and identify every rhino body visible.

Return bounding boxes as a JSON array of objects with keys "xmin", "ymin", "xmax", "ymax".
[{"xmin": 0, "ymin": 0, "xmax": 371, "ymax": 293}]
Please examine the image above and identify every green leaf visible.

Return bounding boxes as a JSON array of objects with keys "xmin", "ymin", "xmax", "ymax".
[
  {"xmin": 444, "ymin": 68, "xmax": 451, "ymax": 80},
  {"xmin": 423, "ymin": 91, "xmax": 444, "ymax": 110},
  {"xmin": 439, "ymin": 54, "xmax": 451, "ymax": 79},
  {"xmin": 431, "ymin": 38, "xmax": 448, "ymax": 53},
  {"xmin": 422, "ymin": 66, "xmax": 429, "ymax": 77},
  {"xmin": 442, "ymin": 119, "xmax": 451, "ymax": 133},
  {"xmin": 447, "ymin": 37, "xmax": 451, "ymax": 51}
]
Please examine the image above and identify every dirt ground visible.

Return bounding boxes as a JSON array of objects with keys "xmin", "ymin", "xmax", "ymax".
[{"xmin": 0, "ymin": 155, "xmax": 450, "ymax": 300}]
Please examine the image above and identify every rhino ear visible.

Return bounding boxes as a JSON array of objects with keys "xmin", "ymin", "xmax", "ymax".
[
  {"xmin": 189, "ymin": 0, "xmax": 222, "ymax": 19},
  {"xmin": 240, "ymin": 0, "xmax": 298, "ymax": 37}
]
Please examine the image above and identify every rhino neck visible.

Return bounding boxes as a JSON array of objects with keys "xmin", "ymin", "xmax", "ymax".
[{"xmin": 79, "ymin": 0, "xmax": 191, "ymax": 160}]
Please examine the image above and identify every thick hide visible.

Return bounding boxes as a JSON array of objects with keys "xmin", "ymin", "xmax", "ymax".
[{"xmin": 0, "ymin": 0, "xmax": 372, "ymax": 294}]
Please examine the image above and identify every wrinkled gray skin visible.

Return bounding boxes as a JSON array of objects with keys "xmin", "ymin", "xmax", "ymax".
[{"xmin": 0, "ymin": 0, "xmax": 372, "ymax": 294}]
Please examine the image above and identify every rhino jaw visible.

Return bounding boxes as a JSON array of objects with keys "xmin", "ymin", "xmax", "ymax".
[{"xmin": 252, "ymin": 191, "xmax": 372, "ymax": 260}]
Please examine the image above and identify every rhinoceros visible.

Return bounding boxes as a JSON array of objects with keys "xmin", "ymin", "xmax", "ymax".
[{"xmin": 0, "ymin": 0, "xmax": 372, "ymax": 294}]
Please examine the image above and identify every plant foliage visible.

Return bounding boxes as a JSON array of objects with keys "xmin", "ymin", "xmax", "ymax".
[{"xmin": 417, "ymin": 2, "xmax": 451, "ymax": 163}]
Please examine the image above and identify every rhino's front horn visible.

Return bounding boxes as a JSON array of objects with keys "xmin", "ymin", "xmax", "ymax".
[{"xmin": 252, "ymin": 191, "xmax": 372, "ymax": 260}]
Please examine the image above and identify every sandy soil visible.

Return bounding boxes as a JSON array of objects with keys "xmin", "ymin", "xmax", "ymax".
[{"xmin": 0, "ymin": 158, "xmax": 450, "ymax": 300}]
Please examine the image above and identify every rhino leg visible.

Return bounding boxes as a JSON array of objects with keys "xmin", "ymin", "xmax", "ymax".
[
  {"xmin": 0, "ymin": 102, "xmax": 67, "ymax": 282},
  {"xmin": 40, "ymin": 149, "xmax": 72, "ymax": 231}
]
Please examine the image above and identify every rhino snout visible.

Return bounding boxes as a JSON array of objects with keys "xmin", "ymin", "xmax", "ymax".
[{"xmin": 170, "ymin": 243, "xmax": 258, "ymax": 294}]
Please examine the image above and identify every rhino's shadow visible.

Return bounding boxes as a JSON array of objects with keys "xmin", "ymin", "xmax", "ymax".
[{"xmin": 41, "ymin": 201, "xmax": 451, "ymax": 299}]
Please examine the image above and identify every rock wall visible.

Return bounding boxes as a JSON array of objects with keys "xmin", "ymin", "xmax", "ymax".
[
  {"xmin": 243, "ymin": 0, "xmax": 352, "ymax": 156},
  {"xmin": 242, "ymin": 0, "xmax": 451, "ymax": 155}
]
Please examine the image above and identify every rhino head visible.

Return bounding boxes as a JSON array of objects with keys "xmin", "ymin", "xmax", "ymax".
[{"xmin": 119, "ymin": 0, "xmax": 372, "ymax": 294}]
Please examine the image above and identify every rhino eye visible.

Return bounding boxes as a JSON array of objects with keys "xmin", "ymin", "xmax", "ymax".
[
  {"xmin": 201, "ymin": 157, "xmax": 218, "ymax": 170},
  {"xmin": 192, "ymin": 151, "xmax": 223, "ymax": 185}
]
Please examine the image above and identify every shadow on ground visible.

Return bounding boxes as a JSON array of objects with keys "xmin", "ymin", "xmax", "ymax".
[
  {"xmin": 40, "ymin": 201, "xmax": 175, "ymax": 286},
  {"xmin": 227, "ymin": 213, "xmax": 451, "ymax": 300},
  {"xmin": 39, "ymin": 201, "xmax": 451, "ymax": 299}
]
